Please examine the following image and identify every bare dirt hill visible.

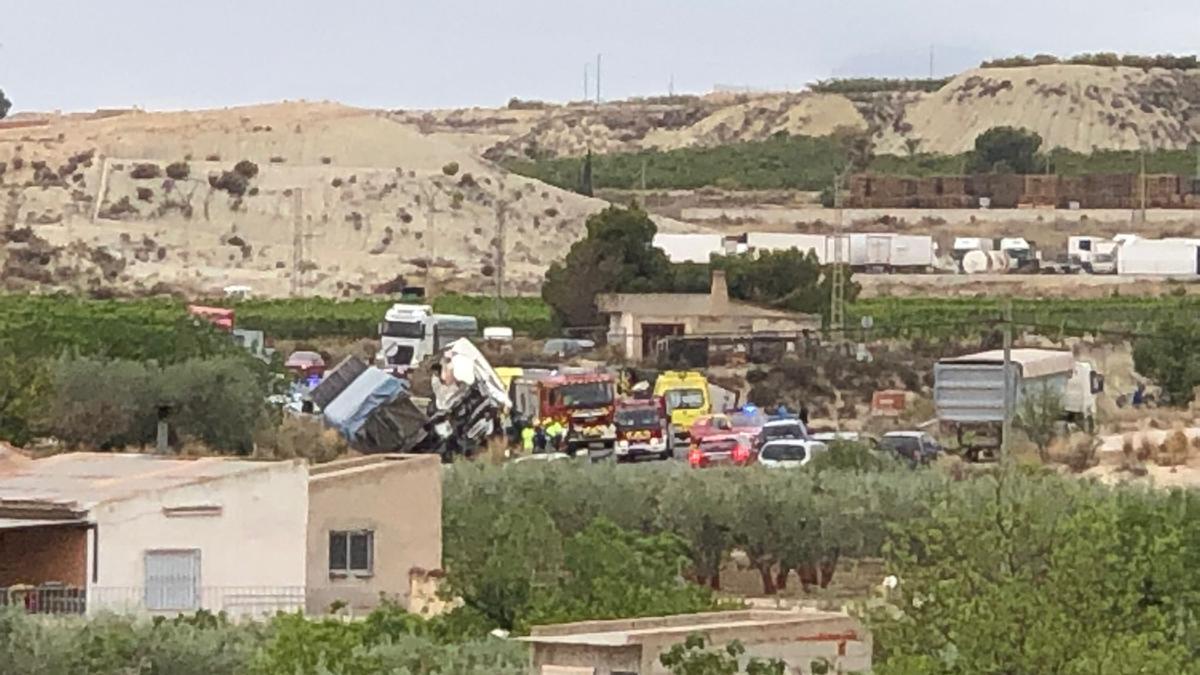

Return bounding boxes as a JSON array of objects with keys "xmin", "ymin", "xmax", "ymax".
[
  {"xmin": 0, "ymin": 103, "xmax": 698, "ymax": 297},
  {"xmin": 400, "ymin": 65, "xmax": 1200, "ymax": 160},
  {"xmin": 876, "ymin": 65, "xmax": 1200, "ymax": 154}
]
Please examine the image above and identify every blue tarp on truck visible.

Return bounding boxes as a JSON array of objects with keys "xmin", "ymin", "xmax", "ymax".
[{"xmin": 322, "ymin": 367, "xmax": 410, "ymax": 439}]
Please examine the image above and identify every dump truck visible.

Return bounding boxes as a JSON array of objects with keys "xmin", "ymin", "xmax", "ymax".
[{"xmin": 934, "ymin": 348, "xmax": 1104, "ymax": 458}]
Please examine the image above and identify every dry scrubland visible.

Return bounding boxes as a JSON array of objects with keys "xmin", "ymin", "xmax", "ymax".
[
  {"xmin": 407, "ymin": 65, "xmax": 1200, "ymax": 160},
  {"xmin": 0, "ymin": 103, "xmax": 696, "ymax": 297},
  {"xmin": 2, "ymin": 64, "xmax": 1198, "ymax": 298}
]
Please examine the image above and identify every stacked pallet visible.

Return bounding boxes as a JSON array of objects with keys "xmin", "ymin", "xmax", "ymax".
[
  {"xmin": 975, "ymin": 174, "xmax": 1025, "ymax": 208},
  {"xmin": 1083, "ymin": 174, "xmax": 1138, "ymax": 209},
  {"xmin": 1021, "ymin": 175, "xmax": 1058, "ymax": 207},
  {"xmin": 844, "ymin": 173, "xmax": 1198, "ymax": 209},
  {"xmin": 1145, "ymin": 175, "xmax": 1181, "ymax": 208}
]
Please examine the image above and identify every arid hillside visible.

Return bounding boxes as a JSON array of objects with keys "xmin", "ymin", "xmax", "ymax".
[
  {"xmin": 0, "ymin": 103, "xmax": 697, "ymax": 297},
  {"xmin": 875, "ymin": 65, "xmax": 1200, "ymax": 154},
  {"xmin": 401, "ymin": 65, "xmax": 1200, "ymax": 160}
]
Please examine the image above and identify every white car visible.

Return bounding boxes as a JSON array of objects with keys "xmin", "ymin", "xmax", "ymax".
[
  {"xmin": 1085, "ymin": 253, "xmax": 1116, "ymax": 275},
  {"xmin": 811, "ymin": 431, "xmax": 861, "ymax": 444},
  {"xmin": 757, "ymin": 439, "xmax": 826, "ymax": 468},
  {"xmin": 511, "ymin": 452, "xmax": 572, "ymax": 465}
]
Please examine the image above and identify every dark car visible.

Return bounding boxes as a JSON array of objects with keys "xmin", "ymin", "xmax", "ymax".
[{"xmin": 879, "ymin": 431, "xmax": 942, "ymax": 465}]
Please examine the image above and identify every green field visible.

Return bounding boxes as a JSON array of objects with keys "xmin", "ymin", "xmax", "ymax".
[
  {"xmin": 0, "ymin": 294, "xmax": 555, "ymax": 350},
  {"xmin": 2, "ymin": 294, "xmax": 1192, "ymax": 349},
  {"xmin": 506, "ymin": 134, "xmax": 851, "ymax": 192},
  {"xmin": 507, "ymin": 135, "xmax": 1200, "ymax": 192},
  {"xmin": 849, "ymin": 295, "xmax": 1200, "ymax": 339}
]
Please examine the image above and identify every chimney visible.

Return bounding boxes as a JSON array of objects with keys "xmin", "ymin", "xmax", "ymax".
[{"xmin": 709, "ymin": 270, "xmax": 729, "ymax": 314}]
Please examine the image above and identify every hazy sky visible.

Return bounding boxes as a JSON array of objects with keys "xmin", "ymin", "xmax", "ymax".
[{"xmin": 3, "ymin": 0, "xmax": 1197, "ymax": 112}]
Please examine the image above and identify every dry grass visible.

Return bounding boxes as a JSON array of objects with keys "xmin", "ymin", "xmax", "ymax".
[
  {"xmin": 1156, "ymin": 429, "xmax": 1191, "ymax": 467},
  {"xmin": 1047, "ymin": 432, "xmax": 1102, "ymax": 473},
  {"xmin": 252, "ymin": 415, "xmax": 350, "ymax": 464}
]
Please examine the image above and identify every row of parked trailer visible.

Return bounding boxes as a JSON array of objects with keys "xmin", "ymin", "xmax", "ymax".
[
  {"xmin": 655, "ymin": 233, "xmax": 940, "ymax": 272},
  {"xmin": 656, "ymin": 232, "xmax": 1200, "ymax": 277}
]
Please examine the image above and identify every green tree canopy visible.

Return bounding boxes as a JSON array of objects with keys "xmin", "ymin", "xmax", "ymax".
[
  {"xmin": 542, "ymin": 204, "xmax": 674, "ymax": 327},
  {"xmin": 0, "ymin": 89, "xmax": 10, "ymax": 120},
  {"xmin": 544, "ymin": 204, "xmax": 855, "ymax": 328},
  {"xmin": 969, "ymin": 126, "xmax": 1044, "ymax": 174},
  {"xmin": 1133, "ymin": 318, "xmax": 1200, "ymax": 404}
]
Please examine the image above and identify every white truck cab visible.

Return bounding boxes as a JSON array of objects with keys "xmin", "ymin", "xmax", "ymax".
[{"xmin": 377, "ymin": 303, "xmax": 478, "ymax": 369}]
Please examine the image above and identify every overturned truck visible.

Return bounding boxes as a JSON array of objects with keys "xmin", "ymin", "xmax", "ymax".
[{"xmin": 311, "ymin": 339, "xmax": 510, "ymax": 460}]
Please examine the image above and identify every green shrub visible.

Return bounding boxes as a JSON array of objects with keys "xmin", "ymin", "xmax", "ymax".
[
  {"xmin": 165, "ymin": 161, "xmax": 191, "ymax": 180},
  {"xmin": 233, "ymin": 160, "xmax": 259, "ymax": 179},
  {"xmin": 129, "ymin": 163, "xmax": 162, "ymax": 179},
  {"xmin": 809, "ymin": 77, "xmax": 950, "ymax": 94}
]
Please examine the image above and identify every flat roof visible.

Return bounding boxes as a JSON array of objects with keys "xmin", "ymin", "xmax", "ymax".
[
  {"xmin": 0, "ymin": 453, "xmax": 288, "ymax": 512},
  {"xmin": 521, "ymin": 610, "xmax": 858, "ymax": 647},
  {"xmin": 596, "ymin": 293, "xmax": 812, "ymax": 320},
  {"xmin": 308, "ymin": 453, "xmax": 437, "ymax": 481},
  {"xmin": 939, "ymin": 348, "xmax": 1075, "ymax": 379}
]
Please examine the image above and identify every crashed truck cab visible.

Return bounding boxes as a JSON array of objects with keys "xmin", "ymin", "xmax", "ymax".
[{"xmin": 312, "ymin": 338, "xmax": 510, "ymax": 461}]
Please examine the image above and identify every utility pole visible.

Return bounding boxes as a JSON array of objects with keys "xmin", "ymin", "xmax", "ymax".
[
  {"xmin": 419, "ymin": 185, "xmax": 439, "ymax": 291},
  {"xmin": 583, "ymin": 63, "xmax": 590, "ymax": 102},
  {"xmin": 929, "ymin": 44, "xmax": 935, "ymax": 79},
  {"xmin": 290, "ymin": 188, "xmax": 303, "ymax": 297},
  {"xmin": 494, "ymin": 200, "xmax": 508, "ymax": 320},
  {"xmin": 596, "ymin": 53, "xmax": 602, "ymax": 104},
  {"xmin": 1139, "ymin": 149, "xmax": 1147, "ymax": 223},
  {"xmin": 1001, "ymin": 298, "xmax": 1013, "ymax": 457},
  {"xmin": 829, "ymin": 174, "xmax": 846, "ymax": 336},
  {"xmin": 669, "ymin": 73, "xmax": 675, "ymax": 97}
]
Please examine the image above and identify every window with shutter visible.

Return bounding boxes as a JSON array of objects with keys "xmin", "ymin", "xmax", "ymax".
[{"xmin": 144, "ymin": 549, "xmax": 200, "ymax": 611}]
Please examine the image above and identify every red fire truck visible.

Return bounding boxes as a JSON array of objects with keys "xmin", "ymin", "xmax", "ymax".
[
  {"xmin": 613, "ymin": 396, "xmax": 671, "ymax": 461},
  {"xmin": 510, "ymin": 372, "xmax": 617, "ymax": 456}
]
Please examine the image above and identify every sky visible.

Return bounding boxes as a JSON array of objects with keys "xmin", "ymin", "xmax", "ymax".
[{"xmin": 2, "ymin": 0, "xmax": 1197, "ymax": 112}]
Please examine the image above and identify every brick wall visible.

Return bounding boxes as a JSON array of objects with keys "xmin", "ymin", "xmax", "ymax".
[{"xmin": 0, "ymin": 525, "xmax": 88, "ymax": 587}]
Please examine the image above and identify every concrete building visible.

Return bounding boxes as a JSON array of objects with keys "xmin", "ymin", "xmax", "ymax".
[
  {"xmin": 0, "ymin": 452, "xmax": 446, "ymax": 618},
  {"xmin": 523, "ymin": 610, "xmax": 871, "ymax": 675},
  {"xmin": 597, "ymin": 271, "xmax": 819, "ymax": 361},
  {"xmin": 306, "ymin": 454, "xmax": 442, "ymax": 615},
  {"xmin": 0, "ymin": 453, "xmax": 308, "ymax": 616}
]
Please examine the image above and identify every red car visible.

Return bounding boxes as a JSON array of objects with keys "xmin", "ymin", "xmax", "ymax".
[
  {"xmin": 688, "ymin": 433, "xmax": 756, "ymax": 468},
  {"xmin": 689, "ymin": 409, "xmax": 768, "ymax": 445}
]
